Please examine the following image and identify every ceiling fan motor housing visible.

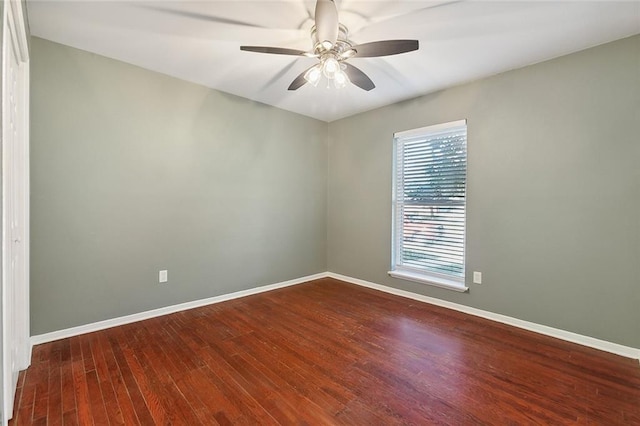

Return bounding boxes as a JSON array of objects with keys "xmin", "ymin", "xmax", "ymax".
[{"xmin": 311, "ymin": 24, "xmax": 354, "ymax": 58}]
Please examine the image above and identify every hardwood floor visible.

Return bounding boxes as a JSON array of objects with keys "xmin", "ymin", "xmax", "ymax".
[{"xmin": 10, "ymin": 278, "xmax": 640, "ymax": 425}]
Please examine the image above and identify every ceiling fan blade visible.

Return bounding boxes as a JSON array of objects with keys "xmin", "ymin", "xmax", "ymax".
[
  {"xmin": 288, "ymin": 66, "xmax": 315, "ymax": 90},
  {"xmin": 351, "ymin": 40, "xmax": 419, "ymax": 58},
  {"xmin": 343, "ymin": 63, "xmax": 375, "ymax": 91},
  {"xmin": 315, "ymin": 0, "xmax": 339, "ymax": 46},
  {"xmin": 241, "ymin": 46, "xmax": 308, "ymax": 56}
]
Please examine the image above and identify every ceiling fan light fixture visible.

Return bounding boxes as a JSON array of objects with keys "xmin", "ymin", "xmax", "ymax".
[
  {"xmin": 322, "ymin": 56, "xmax": 340, "ymax": 78},
  {"xmin": 304, "ymin": 65, "xmax": 323, "ymax": 86},
  {"xmin": 333, "ymin": 69, "xmax": 348, "ymax": 88}
]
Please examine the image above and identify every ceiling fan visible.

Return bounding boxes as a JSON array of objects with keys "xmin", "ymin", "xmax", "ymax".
[{"xmin": 240, "ymin": 0, "xmax": 419, "ymax": 91}]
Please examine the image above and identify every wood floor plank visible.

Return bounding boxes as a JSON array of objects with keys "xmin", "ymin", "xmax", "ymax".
[
  {"xmin": 107, "ymin": 332, "xmax": 155, "ymax": 425},
  {"xmin": 177, "ymin": 367, "xmax": 235, "ymax": 424},
  {"xmin": 94, "ymin": 332, "xmax": 137, "ymax": 426},
  {"xmin": 119, "ymin": 342, "xmax": 168, "ymax": 425},
  {"xmin": 85, "ymin": 370, "xmax": 109, "ymax": 425},
  {"xmin": 9, "ymin": 278, "xmax": 640, "ymax": 424},
  {"xmin": 30, "ymin": 361, "xmax": 51, "ymax": 423},
  {"xmin": 61, "ymin": 410, "xmax": 78, "ymax": 426},
  {"xmin": 183, "ymin": 338, "xmax": 279, "ymax": 425},
  {"xmin": 70, "ymin": 358, "xmax": 92, "ymax": 425},
  {"xmin": 133, "ymin": 333, "xmax": 202, "ymax": 425},
  {"xmin": 45, "ymin": 363, "xmax": 63, "ymax": 426}
]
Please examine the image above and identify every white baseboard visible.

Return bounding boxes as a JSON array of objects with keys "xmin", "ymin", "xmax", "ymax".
[
  {"xmin": 30, "ymin": 272, "xmax": 327, "ymax": 346},
  {"xmin": 327, "ymin": 272, "xmax": 640, "ymax": 361},
  {"xmin": 30, "ymin": 271, "xmax": 639, "ymax": 362}
]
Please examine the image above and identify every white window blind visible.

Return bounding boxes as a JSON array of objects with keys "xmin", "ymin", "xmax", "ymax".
[{"xmin": 391, "ymin": 120, "xmax": 467, "ymax": 290}]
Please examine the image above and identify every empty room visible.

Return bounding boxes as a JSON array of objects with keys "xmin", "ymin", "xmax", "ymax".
[{"xmin": 1, "ymin": 0, "xmax": 639, "ymax": 424}]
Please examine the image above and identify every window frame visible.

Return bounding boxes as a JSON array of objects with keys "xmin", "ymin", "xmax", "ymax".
[{"xmin": 389, "ymin": 119, "xmax": 469, "ymax": 293}]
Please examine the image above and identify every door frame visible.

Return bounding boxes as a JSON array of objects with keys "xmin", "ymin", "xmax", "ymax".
[{"xmin": 1, "ymin": 0, "xmax": 29, "ymax": 422}]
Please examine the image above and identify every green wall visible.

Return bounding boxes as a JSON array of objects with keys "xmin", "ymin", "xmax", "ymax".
[
  {"xmin": 30, "ymin": 38, "xmax": 328, "ymax": 335},
  {"xmin": 327, "ymin": 35, "xmax": 640, "ymax": 348}
]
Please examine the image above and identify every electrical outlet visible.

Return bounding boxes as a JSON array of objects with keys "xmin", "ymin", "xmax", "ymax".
[
  {"xmin": 159, "ymin": 270, "xmax": 168, "ymax": 283},
  {"xmin": 473, "ymin": 271, "xmax": 482, "ymax": 284}
]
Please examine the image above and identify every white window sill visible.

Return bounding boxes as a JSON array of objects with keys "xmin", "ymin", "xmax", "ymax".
[{"xmin": 388, "ymin": 270, "xmax": 469, "ymax": 293}]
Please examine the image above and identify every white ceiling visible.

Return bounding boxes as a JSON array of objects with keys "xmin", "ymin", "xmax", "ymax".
[{"xmin": 27, "ymin": 1, "xmax": 640, "ymax": 122}]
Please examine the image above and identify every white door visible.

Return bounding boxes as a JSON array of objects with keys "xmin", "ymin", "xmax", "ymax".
[
  {"xmin": 2, "ymin": 39, "xmax": 19, "ymax": 419},
  {"xmin": 2, "ymin": 0, "xmax": 29, "ymax": 422}
]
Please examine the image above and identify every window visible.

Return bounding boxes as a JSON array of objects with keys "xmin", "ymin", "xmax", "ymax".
[{"xmin": 390, "ymin": 120, "xmax": 468, "ymax": 292}]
